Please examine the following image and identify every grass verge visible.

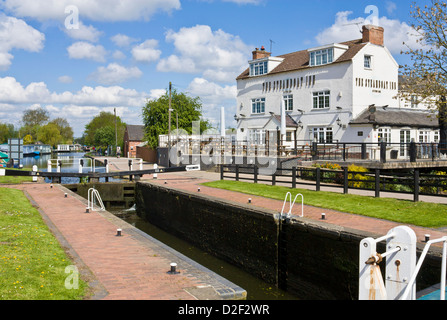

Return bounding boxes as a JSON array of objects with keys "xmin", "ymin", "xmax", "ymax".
[
  {"xmin": 202, "ymin": 180, "xmax": 447, "ymax": 229},
  {"xmin": 0, "ymin": 187, "xmax": 87, "ymax": 300},
  {"xmin": 0, "ymin": 168, "xmax": 33, "ymax": 184}
]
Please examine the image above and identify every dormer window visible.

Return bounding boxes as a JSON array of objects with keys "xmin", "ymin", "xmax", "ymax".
[
  {"xmin": 250, "ymin": 60, "xmax": 268, "ymax": 76},
  {"xmin": 310, "ymin": 48, "xmax": 334, "ymax": 67}
]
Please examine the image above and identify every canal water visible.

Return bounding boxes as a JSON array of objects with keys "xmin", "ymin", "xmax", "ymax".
[{"xmin": 22, "ymin": 153, "xmax": 299, "ymax": 300}]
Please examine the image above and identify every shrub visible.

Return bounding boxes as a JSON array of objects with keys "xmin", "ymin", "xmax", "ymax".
[{"xmin": 348, "ymin": 164, "xmax": 374, "ymax": 189}]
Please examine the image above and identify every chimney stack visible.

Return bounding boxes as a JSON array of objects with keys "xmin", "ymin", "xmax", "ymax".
[
  {"xmin": 362, "ymin": 25, "xmax": 384, "ymax": 46},
  {"xmin": 252, "ymin": 46, "xmax": 271, "ymax": 60}
]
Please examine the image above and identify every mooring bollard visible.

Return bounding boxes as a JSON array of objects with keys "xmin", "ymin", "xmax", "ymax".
[
  {"xmin": 116, "ymin": 229, "xmax": 122, "ymax": 237},
  {"xmin": 321, "ymin": 213, "xmax": 326, "ymax": 220},
  {"xmin": 168, "ymin": 263, "xmax": 179, "ymax": 275}
]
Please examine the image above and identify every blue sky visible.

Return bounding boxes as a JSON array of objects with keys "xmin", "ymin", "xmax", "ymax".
[{"xmin": 0, "ymin": 0, "xmax": 425, "ymax": 137}]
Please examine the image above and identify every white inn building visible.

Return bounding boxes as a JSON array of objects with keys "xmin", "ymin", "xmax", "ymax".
[{"xmin": 235, "ymin": 25, "xmax": 439, "ymax": 154}]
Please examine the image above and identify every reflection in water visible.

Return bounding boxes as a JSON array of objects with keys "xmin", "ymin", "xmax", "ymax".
[{"xmin": 121, "ymin": 212, "xmax": 299, "ymax": 301}]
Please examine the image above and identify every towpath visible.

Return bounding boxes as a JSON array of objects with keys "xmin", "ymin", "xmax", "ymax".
[{"xmin": 3, "ymin": 182, "xmax": 245, "ymax": 300}]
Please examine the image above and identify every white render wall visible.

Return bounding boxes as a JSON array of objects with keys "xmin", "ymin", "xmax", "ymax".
[{"xmin": 236, "ymin": 42, "xmax": 400, "ymax": 144}]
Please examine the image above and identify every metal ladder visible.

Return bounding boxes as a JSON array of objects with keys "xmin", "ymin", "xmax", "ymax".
[
  {"xmin": 280, "ymin": 192, "xmax": 303, "ymax": 219},
  {"xmin": 87, "ymin": 188, "xmax": 105, "ymax": 212}
]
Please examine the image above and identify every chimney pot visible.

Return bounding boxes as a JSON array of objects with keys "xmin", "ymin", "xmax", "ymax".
[
  {"xmin": 362, "ymin": 25, "xmax": 384, "ymax": 46},
  {"xmin": 252, "ymin": 46, "xmax": 271, "ymax": 60}
]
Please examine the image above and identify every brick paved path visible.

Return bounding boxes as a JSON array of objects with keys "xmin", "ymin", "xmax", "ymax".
[{"xmin": 9, "ymin": 183, "xmax": 220, "ymax": 300}]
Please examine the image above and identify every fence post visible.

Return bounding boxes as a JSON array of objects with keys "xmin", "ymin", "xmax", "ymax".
[
  {"xmin": 343, "ymin": 167, "xmax": 349, "ymax": 194},
  {"xmin": 414, "ymin": 169, "xmax": 420, "ymax": 202},
  {"xmin": 409, "ymin": 141, "xmax": 417, "ymax": 163},
  {"xmin": 361, "ymin": 143, "xmax": 367, "ymax": 160},
  {"xmin": 312, "ymin": 142, "xmax": 318, "ymax": 160},
  {"xmin": 316, "ymin": 167, "xmax": 321, "ymax": 192},
  {"xmin": 220, "ymin": 164, "xmax": 224, "ymax": 180},
  {"xmin": 380, "ymin": 142, "xmax": 387, "ymax": 163},
  {"xmin": 343, "ymin": 144, "xmax": 346, "ymax": 161},
  {"xmin": 288, "ymin": 167, "xmax": 295, "ymax": 188},
  {"xmin": 254, "ymin": 166, "xmax": 258, "ymax": 184},
  {"xmin": 272, "ymin": 172, "xmax": 276, "ymax": 186},
  {"xmin": 236, "ymin": 165, "xmax": 239, "ymax": 181},
  {"xmin": 375, "ymin": 169, "xmax": 380, "ymax": 198}
]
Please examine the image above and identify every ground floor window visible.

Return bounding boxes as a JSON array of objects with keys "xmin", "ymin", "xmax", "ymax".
[
  {"xmin": 248, "ymin": 129, "xmax": 266, "ymax": 145},
  {"xmin": 378, "ymin": 128, "xmax": 391, "ymax": 145},
  {"xmin": 400, "ymin": 130, "xmax": 411, "ymax": 157},
  {"xmin": 309, "ymin": 127, "xmax": 333, "ymax": 143}
]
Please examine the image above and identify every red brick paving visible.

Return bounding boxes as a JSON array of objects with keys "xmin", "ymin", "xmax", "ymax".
[{"xmin": 5, "ymin": 183, "xmax": 203, "ymax": 300}]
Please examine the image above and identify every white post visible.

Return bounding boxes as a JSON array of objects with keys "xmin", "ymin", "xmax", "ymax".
[
  {"xmin": 385, "ymin": 226, "xmax": 417, "ymax": 300},
  {"xmin": 57, "ymin": 160, "xmax": 61, "ymax": 173},
  {"xmin": 79, "ymin": 159, "xmax": 83, "ymax": 174},
  {"xmin": 153, "ymin": 164, "xmax": 158, "ymax": 180},
  {"xmin": 47, "ymin": 160, "xmax": 52, "ymax": 173},
  {"xmin": 32, "ymin": 165, "xmax": 38, "ymax": 182},
  {"xmin": 139, "ymin": 159, "xmax": 143, "ymax": 171}
]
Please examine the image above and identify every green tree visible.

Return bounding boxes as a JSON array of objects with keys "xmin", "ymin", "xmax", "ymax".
[
  {"xmin": 37, "ymin": 123, "xmax": 62, "ymax": 148},
  {"xmin": 49, "ymin": 118, "xmax": 74, "ymax": 144},
  {"xmin": 19, "ymin": 108, "xmax": 50, "ymax": 142},
  {"xmin": 142, "ymin": 88, "xmax": 212, "ymax": 149},
  {"xmin": 23, "ymin": 134, "xmax": 33, "ymax": 145},
  {"xmin": 0, "ymin": 123, "xmax": 16, "ymax": 144},
  {"xmin": 84, "ymin": 111, "xmax": 126, "ymax": 148},
  {"xmin": 94, "ymin": 126, "xmax": 115, "ymax": 146}
]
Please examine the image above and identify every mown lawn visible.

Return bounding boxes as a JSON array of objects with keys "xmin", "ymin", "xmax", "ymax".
[
  {"xmin": 0, "ymin": 187, "xmax": 87, "ymax": 300},
  {"xmin": 0, "ymin": 168, "xmax": 33, "ymax": 184},
  {"xmin": 202, "ymin": 180, "xmax": 447, "ymax": 229}
]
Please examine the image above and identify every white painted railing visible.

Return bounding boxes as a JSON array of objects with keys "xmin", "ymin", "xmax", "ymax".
[
  {"xmin": 87, "ymin": 188, "xmax": 105, "ymax": 212},
  {"xmin": 401, "ymin": 236, "xmax": 447, "ymax": 300},
  {"xmin": 280, "ymin": 192, "xmax": 303, "ymax": 219}
]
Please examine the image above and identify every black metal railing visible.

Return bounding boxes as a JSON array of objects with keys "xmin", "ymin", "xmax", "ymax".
[{"xmin": 220, "ymin": 164, "xmax": 447, "ymax": 202}]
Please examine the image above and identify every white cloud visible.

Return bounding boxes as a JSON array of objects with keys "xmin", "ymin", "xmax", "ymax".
[
  {"xmin": 112, "ymin": 50, "xmax": 126, "ymax": 60},
  {"xmin": 315, "ymin": 11, "xmax": 420, "ymax": 55},
  {"xmin": 58, "ymin": 75, "xmax": 73, "ymax": 83},
  {"xmin": 64, "ymin": 21, "xmax": 103, "ymax": 42},
  {"xmin": 187, "ymin": 77, "xmax": 237, "ymax": 124},
  {"xmin": 157, "ymin": 25, "xmax": 251, "ymax": 83},
  {"xmin": 111, "ymin": 34, "xmax": 138, "ymax": 47},
  {"xmin": 1, "ymin": 0, "xmax": 181, "ymax": 22},
  {"xmin": 0, "ymin": 76, "xmax": 149, "ymax": 135},
  {"xmin": 131, "ymin": 39, "xmax": 162, "ymax": 63},
  {"xmin": 89, "ymin": 63, "xmax": 143, "ymax": 85},
  {"xmin": 67, "ymin": 41, "xmax": 107, "ymax": 62},
  {"xmin": 0, "ymin": 13, "xmax": 45, "ymax": 70},
  {"xmin": 0, "ymin": 76, "xmax": 147, "ymax": 107}
]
